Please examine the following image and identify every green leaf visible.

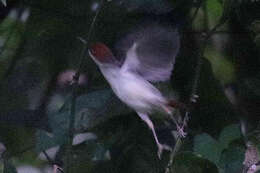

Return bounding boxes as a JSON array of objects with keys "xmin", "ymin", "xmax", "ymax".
[
  {"xmin": 37, "ymin": 104, "xmax": 71, "ymax": 152},
  {"xmin": 46, "ymin": 89, "xmax": 125, "ymax": 148},
  {"xmin": 48, "ymin": 95, "xmax": 72, "ymax": 140},
  {"xmin": 219, "ymin": 124, "xmax": 241, "ymax": 149},
  {"xmin": 1, "ymin": 0, "xmax": 6, "ymax": 6},
  {"xmin": 194, "ymin": 133, "xmax": 223, "ymax": 165},
  {"xmin": 45, "ymin": 89, "xmax": 128, "ymax": 150},
  {"xmin": 74, "ymin": 89, "xmax": 113, "ymax": 130},
  {"xmin": 194, "ymin": 125, "xmax": 243, "ymax": 172},
  {"xmin": 0, "ymin": 9, "xmax": 28, "ymax": 79},
  {"xmin": 172, "ymin": 152, "xmax": 219, "ymax": 173},
  {"xmin": 219, "ymin": 145, "xmax": 245, "ymax": 173},
  {"xmin": 76, "ymin": 89, "xmax": 113, "ymax": 110},
  {"xmin": 48, "ymin": 111, "xmax": 70, "ymax": 145},
  {"xmin": 204, "ymin": 48, "xmax": 235, "ymax": 84},
  {"xmin": 3, "ymin": 160, "xmax": 17, "ymax": 173},
  {"xmin": 206, "ymin": 0, "xmax": 223, "ymax": 28},
  {"xmin": 74, "ymin": 89, "xmax": 130, "ymax": 130},
  {"xmin": 35, "ymin": 130, "xmax": 57, "ymax": 153}
]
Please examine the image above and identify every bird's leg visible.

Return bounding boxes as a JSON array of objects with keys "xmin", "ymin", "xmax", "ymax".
[
  {"xmin": 175, "ymin": 94, "xmax": 199, "ymax": 136},
  {"xmin": 137, "ymin": 112, "xmax": 171, "ymax": 159},
  {"xmin": 163, "ymin": 106, "xmax": 187, "ymax": 138}
]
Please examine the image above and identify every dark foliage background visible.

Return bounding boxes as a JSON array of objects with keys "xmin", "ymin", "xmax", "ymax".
[{"xmin": 0, "ymin": 0, "xmax": 259, "ymax": 173}]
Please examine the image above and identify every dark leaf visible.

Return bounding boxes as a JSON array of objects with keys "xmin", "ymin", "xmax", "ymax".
[
  {"xmin": 219, "ymin": 145, "xmax": 245, "ymax": 173},
  {"xmin": 75, "ymin": 89, "xmax": 130, "ymax": 130},
  {"xmin": 36, "ymin": 105, "xmax": 71, "ymax": 152},
  {"xmin": 92, "ymin": 143, "xmax": 110, "ymax": 161},
  {"xmin": 251, "ymin": 20, "xmax": 260, "ymax": 34},
  {"xmin": 35, "ymin": 130, "xmax": 58, "ymax": 153},
  {"xmin": 113, "ymin": 0, "xmax": 173, "ymax": 14},
  {"xmin": 171, "ymin": 152, "xmax": 219, "ymax": 173},
  {"xmin": 3, "ymin": 159, "xmax": 17, "ymax": 173},
  {"xmin": 219, "ymin": 124, "xmax": 241, "ymax": 149},
  {"xmin": 48, "ymin": 111, "xmax": 70, "ymax": 146},
  {"xmin": 52, "ymin": 112, "xmax": 70, "ymax": 144},
  {"xmin": 75, "ymin": 89, "xmax": 113, "ymax": 110},
  {"xmin": 194, "ymin": 133, "xmax": 223, "ymax": 165},
  {"xmin": 219, "ymin": 0, "xmax": 236, "ymax": 24}
]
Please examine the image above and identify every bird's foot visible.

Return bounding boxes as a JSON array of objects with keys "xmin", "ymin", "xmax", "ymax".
[
  {"xmin": 137, "ymin": 112, "xmax": 172, "ymax": 159},
  {"xmin": 157, "ymin": 143, "xmax": 172, "ymax": 159},
  {"xmin": 177, "ymin": 125, "xmax": 187, "ymax": 138}
]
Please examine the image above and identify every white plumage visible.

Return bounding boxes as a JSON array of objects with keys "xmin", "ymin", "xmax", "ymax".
[{"xmin": 88, "ymin": 23, "xmax": 180, "ymax": 158}]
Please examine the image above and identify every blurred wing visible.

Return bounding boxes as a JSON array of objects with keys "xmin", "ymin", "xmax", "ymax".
[{"xmin": 120, "ymin": 25, "xmax": 180, "ymax": 82}]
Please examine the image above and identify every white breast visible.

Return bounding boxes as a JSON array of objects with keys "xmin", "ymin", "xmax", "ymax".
[{"xmin": 110, "ymin": 71, "xmax": 166, "ymax": 113}]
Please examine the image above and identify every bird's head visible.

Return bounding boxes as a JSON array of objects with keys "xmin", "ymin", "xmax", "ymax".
[{"xmin": 88, "ymin": 43, "xmax": 119, "ymax": 67}]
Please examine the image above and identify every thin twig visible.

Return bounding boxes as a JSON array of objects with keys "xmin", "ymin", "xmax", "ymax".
[
  {"xmin": 165, "ymin": 2, "xmax": 228, "ymax": 172},
  {"xmin": 68, "ymin": 0, "xmax": 104, "ymax": 136},
  {"xmin": 65, "ymin": 1, "xmax": 104, "ymax": 172},
  {"xmin": 43, "ymin": 151, "xmax": 65, "ymax": 173},
  {"xmin": 74, "ymin": 0, "xmax": 104, "ymax": 79},
  {"xmin": 165, "ymin": 136, "xmax": 182, "ymax": 173},
  {"xmin": 43, "ymin": 150, "xmax": 54, "ymax": 164},
  {"xmin": 68, "ymin": 0, "xmax": 104, "ymax": 148}
]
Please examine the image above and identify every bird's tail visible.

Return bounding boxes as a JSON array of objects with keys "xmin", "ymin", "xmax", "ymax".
[
  {"xmin": 167, "ymin": 100, "xmax": 190, "ymax": 111},
  {"xmin": 161, "ymin": 100, "xmax": 184, "ymax": 125},
  {"xmin": 163, "ymin": 99, "xmax": 191, "ymax": 125}
]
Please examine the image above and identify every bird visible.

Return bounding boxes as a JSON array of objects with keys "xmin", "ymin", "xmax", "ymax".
[{"xmin": 88, "ymin": 22, "xmax": 182, "ymax": 158}]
